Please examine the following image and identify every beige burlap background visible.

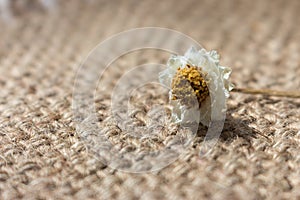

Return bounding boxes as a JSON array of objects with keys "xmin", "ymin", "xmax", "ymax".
[{"xmin": 1, "ymin": 0, "xmax": 300, "ymax": 199}]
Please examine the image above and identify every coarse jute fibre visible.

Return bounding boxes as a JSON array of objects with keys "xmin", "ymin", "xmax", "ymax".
[{"xmin": 0, "ymin": 0, "xmax": 300, "ymax": 199}]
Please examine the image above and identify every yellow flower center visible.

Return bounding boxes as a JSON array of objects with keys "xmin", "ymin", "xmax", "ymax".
[{"xmin": 171, "ymin": 65, "xmax": 209, "ymax": 107}]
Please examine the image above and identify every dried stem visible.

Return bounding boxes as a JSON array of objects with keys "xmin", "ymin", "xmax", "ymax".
[{"xmin": 231, "ymin": 88, "xmax": 300, "ymax": 98}]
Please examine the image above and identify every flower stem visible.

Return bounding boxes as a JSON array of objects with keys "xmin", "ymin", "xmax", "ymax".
[{"xmin": 231, "ymin": 88, "xmax": 300, "ymax": 98}]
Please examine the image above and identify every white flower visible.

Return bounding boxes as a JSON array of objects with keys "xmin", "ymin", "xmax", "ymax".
[{"xmin": 159, "ymin": 46, "xmax": 233, "ymax": 126}]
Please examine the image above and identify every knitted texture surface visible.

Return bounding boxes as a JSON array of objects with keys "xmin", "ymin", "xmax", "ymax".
[{"xmin": 0, "ymin": 0, "xmax": 300, "ymax": 199}]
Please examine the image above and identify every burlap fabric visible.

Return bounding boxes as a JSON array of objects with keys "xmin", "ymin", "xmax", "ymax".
[{"xmin": 0, "ymin": 0, "xmax": 300, "ymax": 199}]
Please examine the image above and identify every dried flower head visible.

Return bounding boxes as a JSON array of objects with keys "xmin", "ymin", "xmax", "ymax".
[{"xmin": 159, "ymin": 47, "xmax": 233, "ymax": 126}]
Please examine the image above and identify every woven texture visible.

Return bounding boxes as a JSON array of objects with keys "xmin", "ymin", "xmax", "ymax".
[{"xmin": 1, "ymin": 0, "xmax": 300, "ymax": 199}]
